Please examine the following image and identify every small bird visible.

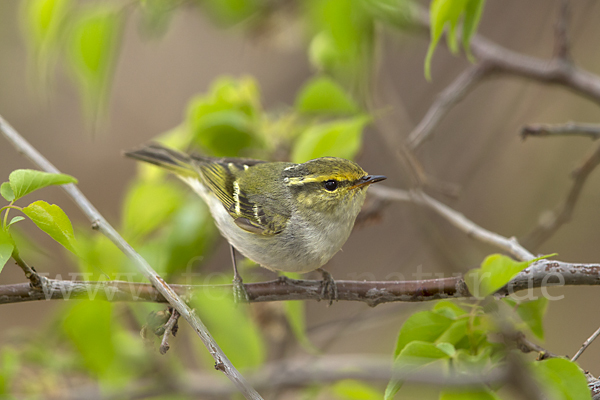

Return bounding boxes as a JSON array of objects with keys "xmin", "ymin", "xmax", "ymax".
[{"xmin": 125, "ymin": 143, "xmax": 386, "ymax": 302}]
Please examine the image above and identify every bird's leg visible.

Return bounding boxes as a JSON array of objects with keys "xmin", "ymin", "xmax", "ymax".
[
  {"xmin": 230, "ymin": 245, "xmax": 249, "ymax": 303},
  {"xmin": 317, "ymin": 268, "xmax": 338, "ymax": 306}
]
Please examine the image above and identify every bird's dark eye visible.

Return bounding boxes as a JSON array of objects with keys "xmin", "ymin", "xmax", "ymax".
[{"xmin": 324, "ymin": 180, "xmax": 338, "ymax": 191}]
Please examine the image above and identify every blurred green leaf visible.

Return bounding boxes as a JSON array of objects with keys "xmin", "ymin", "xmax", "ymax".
[
  {"xmin": 63, "ymin": 301, "xmax": 115, "ymax": 377},
  {"xmin": 440, "ymin": 389, "xmax": 499, "ymax": 400},
  {"xmin": 21, "ymin": 0, "xmax": 71, "ymax": 83},
  {"xmin": 332, "ymin": 379, "xmax": 381, "ymax": 400},
  {"xmin": 192, "ymin": 283, "xmax": 265, "ymax": 369},
  {"xmin": 295, "ymin": 76, "xmax": 359, "ymax": 115},
  {"xmin": 292, "ymin": 116, "xmax": 369, "ymax": 162},
  {"xmin": 22, "ymin": 200, "xmax": 78, "ymax": 254},
  {"xmin": 435, "ymin": 342, "xmax": 456, "ymax": 357},
  {"xmin": 122, "ymin": 180, "xmax": 185, "ymax": 239},
  {"xmin": 0, "ymin": 347, "xmax": 21, "ymax": 395},
  {"xmin": 385, "ymin": 341, "xmax": 451, "ymax": 400},
  {"xmin": 530, "ymin": 358, "xmax": 589, "ymax": 400},
  {"xmin": 283, "ymin": 298, "xmax": 319, "ymax": 353},
  {"xmin": 433, "ymin": 301, "xmax": 467, "ymax": 319},
  {"xmin": 393, "ymin": 310, "xmax": 454, "ymax": 358},
  {"xmin": 75, "ymin": 229, "xmax": 126, "ymax": 277},
  {"xmin": 504, "ymin": 297, "xmax": 549, "ymax": 340},
  {"xmin": 425, "ymin": 0, "xmax": 485, "ymax": 80},
  {"xmin": 138, "ymin": 0, "xmax": 179, "ymax": 37},
  {"xmin": 0, "ymin": 230, "xmax": 15, "ymax": 275},
  {"xmin": 7, "ymin": 169, "xmax": 77, "ymax": 201},
  {"xmin": 201, "ymin": 0, "xmax": 261, "ymax": 26},
  {"xmin": 436, "ymin": 319, "xmax": 468, "ymax": 347},
  {"xmin": 187, "ymin": 77, "xmax": 262, "ymax": 157},
  {"xmin": 0, "ymin": 183, "xmax": 15, "ymax": 202},
  {"xmin": 7, "ymin": 216, "xmax": 26, "ymax": 228},
  {"xmin": 67, "ymin": 5, "xmax": 122, "ymax": 121}
]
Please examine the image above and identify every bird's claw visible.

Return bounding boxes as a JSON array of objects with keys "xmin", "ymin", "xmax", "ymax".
[
  {"xmin": 232, "ymin": 274, "xmax": 250, "ymax": 304},
  {"xmin": 318, "ymin": 268, "xmax": 338, "ymax": 306}
]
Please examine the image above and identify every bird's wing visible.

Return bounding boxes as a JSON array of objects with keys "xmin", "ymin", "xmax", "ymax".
[{"xmin": 197, "ymin": 160, "xmax": 288, "ymax": 236}]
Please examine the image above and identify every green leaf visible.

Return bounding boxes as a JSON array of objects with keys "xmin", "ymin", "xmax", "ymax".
[
  {"xmin": 0, "ymin": 183, "xmax": 15, "ymax": 202},
  {"xmin": 67, "ymin": 5, "xmax": 122, "ymax": 121},
  {"xmin": 7, "ymin": 169, "xmax": 77, "ymax": 201},
  {"xmin": 0, "ymin": 230, "xmax": 15, "ymax": 275},
  {"xmin": 295, "ymin": 76, "xmax": 359, "ymax": 115},
  {"xmin": 292, "ymin": 116, "xmax": 369, "ymax": 163},
  {"xmin": 192, "ymin": 281, "xmax": 265, "ymax": 369},
  {"xmin": 436, "ymin": 319, "xmax": 468, "ymax": 347},
  {"xmin": 393, "ymin": 311, "xmax": 454, "ymax": 358},
  {"xmin": 63, "ymin": 301, "xmax": 115, "ymax": 376},
  {"xmin": 7, "ymin": 216, "xmax": 25, "ymax": 228},
  {"xmin": 22, "ymin": 200, "xmax": 78, "ymax": 254},
  {"xmin": 440, "ymin": 389, "xmax": 499, "ymax": 400},
  {"xmin": 504, "ymin": 297, "xmax": 549, "ymax": 340},
  {"xmin": 332, "ymin": 380, "xmax": 381, "ymax": 400},
  {"xmin": 21, "ymin": 0, "xmax": 71, "ymax": 83},
  {"xmin": 138, "ymin": 0, "xmax": 178, "ymax": 38},
  {"xmin": 464, "ymin": 254, "xmax": 553, "ymax": 298},
  {"xmin": 436, "ymin": 342, "xmax": 456, "ymax": 357},
  {"xmin": 122, "ymin": 180, "xmax": 184, "ymax": 239},
  {"xmin": 186, "ymin": 77, "xmax": 262, "ymax": 157},
  {"xmin": 530, "ymin": 358, "xmax": 589, "ymax": 400},
  {"xmin": 462, "ymin": 0, "xmax": 486, "ymax": 62},
  {"xmin": 385, "ymin": 341, "xmax": 451, "ymax": 400},
  {"xmin": 433, "ymin": 301, "xmax": 467, "ymax": 319},
  {"xmin": 283, "ymin": 299, "xmax": 319, "ymax": 353}
]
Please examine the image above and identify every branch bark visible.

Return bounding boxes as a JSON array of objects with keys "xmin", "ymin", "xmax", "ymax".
[{"xmin": 0, "ymin": 115, "xmax": 263, "ymax": 400}]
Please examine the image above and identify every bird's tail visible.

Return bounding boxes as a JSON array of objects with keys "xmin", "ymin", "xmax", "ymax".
[{"xmin": 124, "ymin": 143, "xmax": 197, "ymax": 178}]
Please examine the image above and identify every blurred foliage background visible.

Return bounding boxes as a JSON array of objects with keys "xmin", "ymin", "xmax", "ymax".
[{"xmin": 2, "ymin": 0, "xmax": 600, "ymax": 398}]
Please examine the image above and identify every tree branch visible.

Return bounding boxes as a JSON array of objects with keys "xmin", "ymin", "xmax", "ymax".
[
  {"xmin": 0, "ymin": 115, "xmax": 263, "ymax": 400},
  {"xmin": 521, "ymin": 122, "xmax": 600, "ymax": 140}
]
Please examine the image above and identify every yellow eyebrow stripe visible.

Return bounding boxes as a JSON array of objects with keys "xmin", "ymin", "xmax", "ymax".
[{"xmin": 287, "ymin": 172, "xmax": 364, "ymax": 185}]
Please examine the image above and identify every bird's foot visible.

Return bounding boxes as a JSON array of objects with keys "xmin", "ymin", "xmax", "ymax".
[
  {"xmin": 317, "ymin": 268, "xmax": 338, "ymax": 306},
  {"xmin": 232, "ymin": 274, "xmax": 250, "ymax": 304}
]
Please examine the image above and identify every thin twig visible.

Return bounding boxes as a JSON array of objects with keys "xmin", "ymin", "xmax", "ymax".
[
  {"xmin": 554, "ymin": 0, "xmax": 572, "ymax": 62},
  {"xmin": 407, "ymin": 64, "xmax": 488, "ymax": 149},
  {"xmin": 11, "ymin": 249, "xmax": 44, "ymax": 288},
  {"xmin": 512, "ymin": 331, "xmax": 561, "ymax": 360},
  {"xmin": 522, "ymin": 122, "xmax": 600, "ymax": 140},
  {"xmin": 522, "ymin": 142, "xmax": 600, "ymax": 249},
  {"xmin": 370, "ymin": 186, "xmax": 535, "ymax": 261},
  {"xmin": 0, "ymin": 115, "xmax": 263, "ymax": 400},
  {"xmin": 160, "ymin": 308, "xmax": 180, "ymax": 355},
  {"xmin": 571, "ymin": 325, "xmax": 600, "ymax": 362}
]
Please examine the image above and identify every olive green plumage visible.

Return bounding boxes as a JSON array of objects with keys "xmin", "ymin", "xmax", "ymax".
[{"xmin": 125, "ymin": 143, "xmax": 385, "ymax": 273}]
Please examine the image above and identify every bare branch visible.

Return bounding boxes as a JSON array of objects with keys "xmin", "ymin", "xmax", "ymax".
[
  {"xmin": 407, "ymin": 64, "xmax": 488, "ymax": 149},
  {"xmin": 0, "ymin": 115, "xmax": 263, "ymax": 400},
  {"xmin": 370, "ymin": 186, "xmax": 535, "ymax": 261},
  {"xmin": 554, "ymin": 0, "xmax": 572, "ymax": 62},
  {"xmin": 159, "ymin": 308, "xmax": 180, "ymax": 355},
  {"xmin": 522, "ymin": 142, "xmax": 600, "ymax": 249},
  {"xmin": 522, "ymin": 122, "xmax": 600, "ymax": 140},
  {"xmin": 571, "ymin": 325, "xmax": 600, "ymax": 362}
]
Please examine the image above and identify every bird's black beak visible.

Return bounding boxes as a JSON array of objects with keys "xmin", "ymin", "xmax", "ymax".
[{"xmin": 350, "ymin": 175, "xmax": 387, "ymax": 189}]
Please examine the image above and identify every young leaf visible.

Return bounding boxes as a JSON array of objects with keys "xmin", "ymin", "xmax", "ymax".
[
  {"xmin": 7, "ymin": 216, "xmax": 25, "ymax": 228},
  {"xmin": 8, "ymin": 169, "xmax": 77, "ymax": 201},
  {"xmin": 295, "ymin": 76, "xmax": 359, "ymax": 115},
  {"xmin": 462, "ymin": 0, "xmax": 485, "ymax": 62},
  {"xmin": 504, "ymin": 297, "xmax": 549, "ymax": 340},
  {"xmin": 433, "ymin": 300, "xmax": 467, "ymax": 319},
  {"xmin": 67, "ymin": 5, "xmax": 122, "ymax": 121},
  {"xmin": 393, "ymin": 311, "xmax": 454, "ymax": 358},
  {"xmin": 22, "ymin": 200, "xmax": 78, "ymax": 254},
  {"xmin": 464, "ymin": 254, "xmax": 552, "ymax": 298},
  {"xmin": 0, "ymin": 230, "xmax": 15, "ymax": 275},
  {"xmin": 291, "ymin": 116, "xmax": 369, "ymax": 163},
  {"xmin": 385, "ymin": 341, "xmax": 451, "ymax": 399},
  {"xmin": 0, "ymin": 182, "xmax": 15, "ymax": 202},
  {"xmin": 530, "ymin": 358, "xmax": 589, "ymax": 400}
]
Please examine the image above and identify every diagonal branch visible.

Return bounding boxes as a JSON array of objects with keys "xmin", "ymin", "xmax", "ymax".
[
  {"xmin": 0, "ymin": 115, "xmax": 263, "ymax": 400},
  {"xmin": 522, "ymin": 142, "xmax": 600, "ymax": 249}
]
